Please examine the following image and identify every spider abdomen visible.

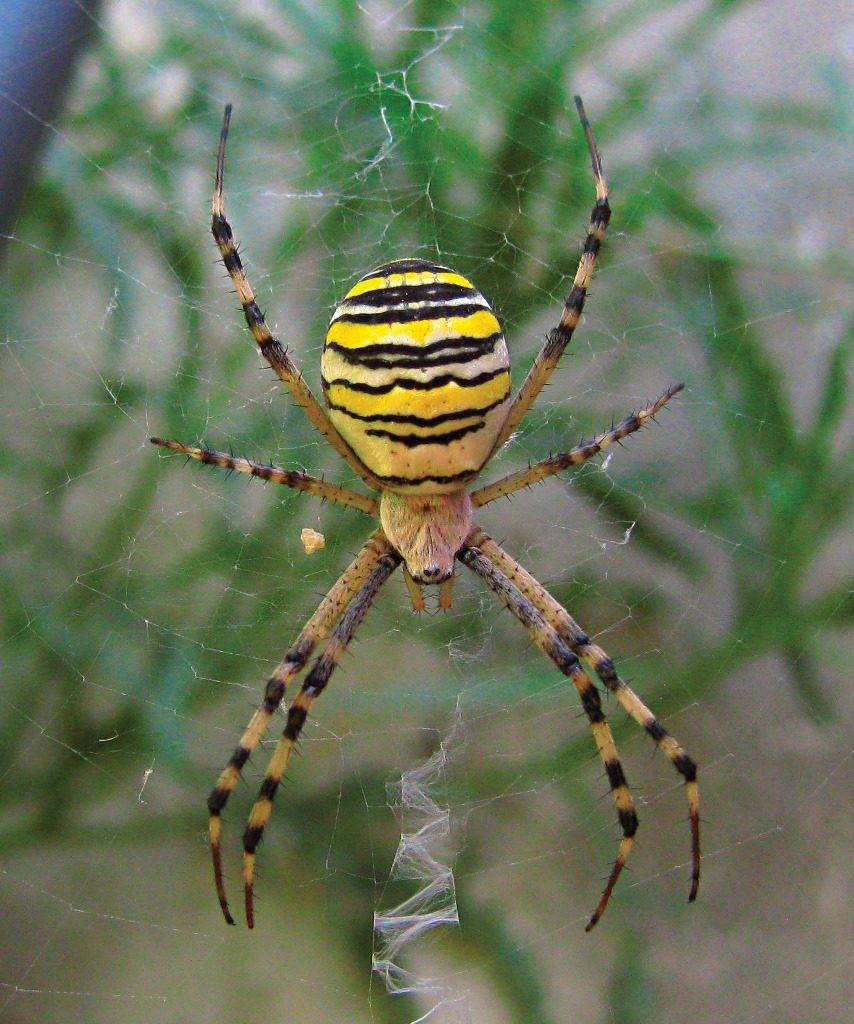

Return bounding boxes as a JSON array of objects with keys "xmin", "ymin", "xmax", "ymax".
[{"xmin": 321, "ymin": 259, "xmax": 510, "ymax": 493}]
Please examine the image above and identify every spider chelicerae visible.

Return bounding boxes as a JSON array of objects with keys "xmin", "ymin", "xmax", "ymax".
[{"xmin": 152, "ymin": 98, "xmax": 699, "ymax": 931}]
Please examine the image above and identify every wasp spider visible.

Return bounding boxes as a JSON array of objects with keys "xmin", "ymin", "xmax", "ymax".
[{"xmin": 152, "ymin": 98, "xmax": 699, "ymax": 931}]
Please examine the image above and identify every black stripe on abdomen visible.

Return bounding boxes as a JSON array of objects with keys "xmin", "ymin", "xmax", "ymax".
[
  {"xmin": 332, "ymin": 302, "xmax": 490, "ymax": 325},
  {"xmin": 326, "ymin": 395, "xmax": 507, "ymax": 427},
  {"xmin": 325, "ymin": 332, "xmax": 502, "ymax": 362},
  {"xmin": 368, "ymin": 466, "xmax": 478, "ymax": 486},
  {"xmin": 339, "ymin": 282, "xmax": 478, "ymax": 308},
  {"xmin": 322, "ymin": 367, "xmax": 508, "ymax": 394},
  {"xmin": 327, "ymin": 335, "xmax": 503, "ymax": 370},
  {"xmin": 365, "ymin": 421, "xmax": 487, "ymax": 446}
]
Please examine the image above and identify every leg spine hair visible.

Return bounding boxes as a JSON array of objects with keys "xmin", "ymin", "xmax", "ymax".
[
  {"xmin": 468, "ymin": 527, "xmax": 700, "ymax": 903},
  {"xmin": 151, "ymin": 438, "xmax": 377, "ymax": 514},
  {"xmin": 459, "ymin": 536, "xmax": 638, "ymax": 930},
  {"xmin": 210, "ymin": 104, "xmax": 382, "ymax": 489},
  {"xmin": 241, "ymin": 548, "xmax": 401, "ymax": 927},
  {"xmin": 490, "ymin": 96, "xmax": 610, "ymax": 456},
  {"xmin": 206, "ymin": 530, "xmax": 393, "ymax": 924},
  {"xmin": 472, "ymin": 384, "xmax": 683, "ymax": 507}
]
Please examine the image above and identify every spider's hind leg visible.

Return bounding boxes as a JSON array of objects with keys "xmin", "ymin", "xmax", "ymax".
[
  {"xmin": 489, "ymin": 96, "xmax": 610, "ymax": 454},
  {"xmin": 209, "ymin": 104, "xmax": 381, "ymax": 490}
]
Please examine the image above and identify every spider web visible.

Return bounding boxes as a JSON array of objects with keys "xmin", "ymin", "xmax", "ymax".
[{"xmin": 1, "ymin": 2, "xmax": 851, "ymax": 1023}]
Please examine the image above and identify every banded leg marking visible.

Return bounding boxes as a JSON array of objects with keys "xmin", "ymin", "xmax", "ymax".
[
  {"xmin": 210, "ymin": 105, "xmax": 382, "ymax": 489},
  {"xmin": 242, "ymin": 549, "xmax": 401, "ymax": 927},
  {"xmin": 458, "ymin": 540, "xmax": 637, "ymax": 931},
  {"xmin": 472, "ymin": 384, "xmax": 684, "ymax": 507},
  {"xmin": 207, "ymin": 529, "xmax": 392, "ymax": 924},
  {"xmin": 471, "ymin": 528, "xmax": 700, "ymax": 902},
  {"xmin": 491, "ymin": 96, "xmax": 610, "ymax": 455},
  {"xmin": 151, "ymin": 438, "xmax": 377, "ymax": 514}
]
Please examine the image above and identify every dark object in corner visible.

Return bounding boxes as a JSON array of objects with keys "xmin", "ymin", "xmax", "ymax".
[{"xmin": 0, "ymin": 0, "xmax": 101, "ymax": 255}]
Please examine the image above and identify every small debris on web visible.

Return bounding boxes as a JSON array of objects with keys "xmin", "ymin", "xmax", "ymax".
[{"xmin": 300, "ymin": 527, "xmax": 326, "ymax": 555}]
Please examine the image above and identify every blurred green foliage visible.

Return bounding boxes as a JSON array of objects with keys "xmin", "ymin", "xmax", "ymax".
[{"xmin": 0, "ymin": 1, "xmax": 850, "ymax": 1021}]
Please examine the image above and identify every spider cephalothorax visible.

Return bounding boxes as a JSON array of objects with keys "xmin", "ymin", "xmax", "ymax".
[
  {"xmin": 379, "ymin": 488, "xmax": 473, "ymax": 584},
  {"xmin": 151, "ymin": 99, "xmax": 700, "ymax": 932}
]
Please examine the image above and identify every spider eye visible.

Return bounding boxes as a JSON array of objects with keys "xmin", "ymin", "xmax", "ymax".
[{"xmin": 409, "ymin": 563, "xmax": 453, "ymax": 585}]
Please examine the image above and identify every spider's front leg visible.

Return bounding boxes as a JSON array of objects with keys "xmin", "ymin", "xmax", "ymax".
[
  {"xmin": 469, "ymin": 528, "xmax": 700, "ymax": 907},
  {"xmin": 241, "ymin": 547, "xmax": 401, "ymax": 927},
  {"xmin": 459, "ymin": 536, "xmax": 638, "ymax": 930},
  {"xmin": 206, "ymin": 529, "xmax": 393, "ymax": 924}
]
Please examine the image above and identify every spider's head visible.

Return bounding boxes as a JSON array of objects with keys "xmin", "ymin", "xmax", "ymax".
[
  {"xmin": 378, "ymin": 489, "xmax": 473, "ymax": 585},
  {"xmin": 414, "ymin": 563, "xmax": 450, "ymax": 585}
]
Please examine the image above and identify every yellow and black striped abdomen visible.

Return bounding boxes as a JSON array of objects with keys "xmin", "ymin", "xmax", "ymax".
[{"xmin": 322, "ymin": 259, "xmax": 510, "ymax": 493}]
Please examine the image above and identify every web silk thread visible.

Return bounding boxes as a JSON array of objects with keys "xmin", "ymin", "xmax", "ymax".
[{"xmin": 372, "ymin": 706, "xmax": 470, "ymax": 1022}]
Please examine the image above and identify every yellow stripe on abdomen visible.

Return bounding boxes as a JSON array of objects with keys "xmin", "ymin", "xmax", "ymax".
[
  {"xmin": 324, "ymin": 370, "xmax": 510, "ymax": 422},
  {"xmin": 345, "ymin": 270, "xmax": 475, "ymax": 300},
  {"xmin": 327, "ymin": 309, "xmax": 500, "ymax": 350}
]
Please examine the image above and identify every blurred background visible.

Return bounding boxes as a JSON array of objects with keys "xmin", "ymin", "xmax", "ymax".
[{"xmin": 0, "ymin": 1, "xmax": 850, "ymax": 1022}]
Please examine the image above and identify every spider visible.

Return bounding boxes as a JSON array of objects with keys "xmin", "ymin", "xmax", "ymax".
[{"xmin": 151, "ymin": 97, "xmax": 699, "ymax": 931}]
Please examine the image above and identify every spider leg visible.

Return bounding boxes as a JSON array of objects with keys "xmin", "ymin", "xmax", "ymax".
[
  {"xmin": 403, "ymin": 570, "xmax": 454, "ymax": 612},
  {"xmin": 242, "ymin": 548, "xmax": 401, "ymax": 927},
  {"xmin": 438, "ymin": 574, "xmax": 455, "ymax": 611},
  {"xmin": 472, "ymin": 384, "xmax": 683, "ymax": 507},
  {"xmin": 469, "ymin": 527, "xmax": 700, "ymax": 903},
  {"xmin": 458, "ymin": 535, "xmax": 637, "ymax": 931},
  {"xmin": 490, "ymin": 96, "xmax": 610, "ymax": 455},
  {"xmin": 210, "ymin": 105, "xmax": 383, "ymax": 490},
  {"xmin": 403, "ymin": 569, "xmax": 426, "ymax": 612},
  {"xmin": 150, "ymin": 438, "xmax": 377, "ymax": 514},
  {"xmin": 207, "ymin": 530, "xmax": 393, "ymax": 924}
]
